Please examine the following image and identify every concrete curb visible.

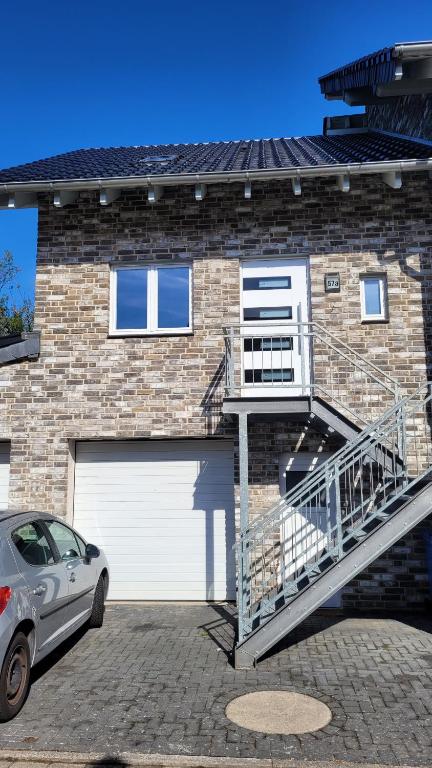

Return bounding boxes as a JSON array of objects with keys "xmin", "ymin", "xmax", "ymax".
[{"xmin": 0, "ymin": 751, "xmax": 427, "ymax": 768}]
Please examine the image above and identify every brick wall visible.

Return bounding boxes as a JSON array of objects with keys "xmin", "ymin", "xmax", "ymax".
[
  {"xmin": 344, "ymin": 518, "xmax": 432, "ymax": 611},
  {"xmin": 2, "ymin": 174, "xmax": 432, "ymax": 609}
]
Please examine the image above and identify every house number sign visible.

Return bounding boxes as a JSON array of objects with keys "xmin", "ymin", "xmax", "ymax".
[{"xmin": 324, "ymin": 273, "xmax": 341, "ymax": 293}]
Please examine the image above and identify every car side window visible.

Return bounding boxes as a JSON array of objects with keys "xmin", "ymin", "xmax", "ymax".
[
  {"xmin": 74, "ymin": 533, "xmax": 86, "ymax": 557},
  {"xmin": 45, "ymin": 521, "xmax": 82, "ymax": 561},
  {"xmin": 12, "ymin": 522, "xmax": 56, "ymax": 567}
]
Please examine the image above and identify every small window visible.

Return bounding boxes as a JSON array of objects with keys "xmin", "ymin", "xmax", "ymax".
[
  {"xmin": 138, "ymin": 154, "xmax": 178, "ymax": 165},
  {"xmin": 12, "ymin": 522, "xmax": 56, "ymax": 567},
  {"xmin": 244, "ymin": 368, "xmax": 294, "ymax": 383},
  {"xmin": 111, "ymin": 264, "xmax": 192, "ymax": 335},
  {"xmin": 360, "ymin": 274, "xmax": 387, "ymax": 322},
  {"xmin": 244, "ymin": 336, "xmax": 293, "ymax": 352},
  {"xmin": 243, "ymin": 276, "xmax": 292, "ymax": 291},
  {"xmin": 45, "ymin": 521, "xmax": 82, "ymax": 561},
  {"xmin": 243, "ymin": 306, "xmax": 292, "ymax": 321}
]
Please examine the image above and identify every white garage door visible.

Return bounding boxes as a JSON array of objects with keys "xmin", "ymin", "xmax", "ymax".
[
  {"xmin": 0, "ymin": 443, "xmax": 10, "ymax": 508},
  {"xmin": 73, "ymin": 440, "xmax": 236, "ymax": 601}
]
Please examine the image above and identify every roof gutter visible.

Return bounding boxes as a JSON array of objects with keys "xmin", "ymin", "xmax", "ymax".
[
  {"xmin": 0, "ymin": 158, "xmax": 431, "ymax": 195},
  {"xmin": 394, "ymin": 42, "xmax": 432, "ymax": 60}
]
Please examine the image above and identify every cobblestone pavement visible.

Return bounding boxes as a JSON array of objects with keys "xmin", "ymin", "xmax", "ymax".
[
  {"xmin": 0, "ymin": 604, "xmax": 431, "ymax": 766},
  {"xmin": 0, "ymin": 754, "xmax": 428, "ymax": 768}
]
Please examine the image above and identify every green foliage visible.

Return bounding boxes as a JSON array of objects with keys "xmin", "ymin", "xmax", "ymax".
[{"xmin": 0, "ymin": 250, "xmax": 34, "ymax": 336}]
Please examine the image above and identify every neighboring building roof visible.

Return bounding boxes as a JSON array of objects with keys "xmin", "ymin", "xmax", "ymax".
[
  {"xmin": 0, "ymin": 132, "xmax": 430, "ymax": 185},
  {"xmin": 0, "ymin": 332, "xmax": 40, "ymax": 364},
  {"xmin": 319, "ymin": 41, "xmax": 432, "ymax": 104},
  {"xmin": 320, "ymin": 46, "xmax": 399, "ymax": 97}
]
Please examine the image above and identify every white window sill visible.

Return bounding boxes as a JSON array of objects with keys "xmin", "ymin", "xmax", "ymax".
[{"xmin": 108, "ymin": 329, "xmax": 193, "ymax": 338}]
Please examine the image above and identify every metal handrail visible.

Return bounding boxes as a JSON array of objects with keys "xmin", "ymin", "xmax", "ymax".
[
  {"xmin": 237, "ymin": 382, "xmax": 432, "ymax": 641},
  {"xmin": 223, "ymin": 320, "xmax": 399, "ymax": 389},
  {"xmin": 311, "ymin": 321, "xmax": 398, "ymax": 388},
  {"xmin": 242, "ymin": 384, "xmax": 423, "ymax": 539}
]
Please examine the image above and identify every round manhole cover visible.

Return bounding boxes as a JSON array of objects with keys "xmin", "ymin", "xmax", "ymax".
[{"xmin": 225, "ymin": 691, "xmax": 332, "ymax": 735}]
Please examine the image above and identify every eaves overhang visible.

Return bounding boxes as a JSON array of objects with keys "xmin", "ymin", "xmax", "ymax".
[
  {"xmin": 319, "ymin": 41, "xmax": 432, "ymax": 105},
  {"xmin": 0, "ymin": 157, "xmax": 431, "ymax": 198}
]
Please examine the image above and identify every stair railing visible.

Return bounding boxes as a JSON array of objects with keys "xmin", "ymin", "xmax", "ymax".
[
  {"xmin": 224, "ymin": 321, "xmax": 401, "ymax": 430},
  {"xmin": 237, "ymin": 382, "xmax": 432, "ymax": 642}
]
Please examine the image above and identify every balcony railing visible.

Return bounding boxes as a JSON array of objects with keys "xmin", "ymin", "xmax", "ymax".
[{"xmin": 223, "ymin": 321, "xmax": 400, "ymax": 430}]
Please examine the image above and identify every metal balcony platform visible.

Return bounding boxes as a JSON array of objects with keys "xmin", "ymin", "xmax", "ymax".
[
  {"xmin": 222, "ymin": 396, "xmax": 311, "ymax": 416},
  {"xmin": 223, "ymin": 395, "xmax": 362, "ymax": 442}
]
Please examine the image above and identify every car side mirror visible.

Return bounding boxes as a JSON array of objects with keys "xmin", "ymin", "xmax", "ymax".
[
  {"xmin": 62, "ymin": 549, "xmax": 80, "ymax": 561},
  {"xmin": 85, "ymin": 543, "xmax": 100, "ymax": 560}
]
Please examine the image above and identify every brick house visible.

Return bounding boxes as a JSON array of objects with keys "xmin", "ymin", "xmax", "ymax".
[{"xmin": 0, "ymin": 41, "xmax": 431, "ymax": 666}]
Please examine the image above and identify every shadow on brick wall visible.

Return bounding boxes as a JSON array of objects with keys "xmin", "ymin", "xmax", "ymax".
[{"xmin": 201, "ymin": 358, "xmax": 232, "ymax": 436}]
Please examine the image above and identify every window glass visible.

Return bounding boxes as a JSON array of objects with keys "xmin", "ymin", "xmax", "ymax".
[
  {"xmin": 12, "ymin": 522, "xmax": 56, "ymax": 566},
  {"xmin": 244, "ymin": 368, "xmax": 294, "ymax": 383},
  {"xmin": 74, "ymin": 533, "xmax": 86, "ymax": 557},
  {"xmin": 113, "ymin": 265, "xmax": 191, "ymax": 332},
  {"xmin": 45, "ymin": 521, "xmax": 82, "ymax": 561},
  {"xmin": 361, "ymin": 275, "xmax": 387, "ymax": 320},
  {"xmin": 244, "ymin": 337, "xmax": 293, "ymax": 352},
  {"xmin": 243, "ymin": 276, "xmax": 292, "ymax": 290},
  {"xmin": 116, "ymin": 268, "xmax": 147, "ymax": 330},
  {"xmin": 364, "ymin": 278, "xmax": 382, "ymax": 316},
  {"xmin": 244, "ymin": 307, "xmax": 292, "ymax": 321},
  {"xmin": 285, "ymin": 470, "xmax": 308, "ymax": 495},
  {"xmin": 157, "ymin": 267, "xmax": 190, "ymax": 328}
]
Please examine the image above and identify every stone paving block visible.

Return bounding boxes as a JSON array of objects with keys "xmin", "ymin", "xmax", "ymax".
[{"xmin": 0, "ymin": 606, "xmax": 431, "ymax": 765}]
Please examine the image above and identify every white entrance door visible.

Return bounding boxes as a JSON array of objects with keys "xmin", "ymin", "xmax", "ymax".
[
  {"xmin": 73, "ymin": 440, "xmax": 236, "ymax": 601},
  {"xmin": 279, "ymin": 453, "xmax": 341, "ymax": 608},
  {"xmin": 241, "ymin": 258, "xmax": 310, "ymax": 397}
]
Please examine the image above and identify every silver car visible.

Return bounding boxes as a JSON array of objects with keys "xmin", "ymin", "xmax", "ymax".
[{"xmin": 0, "ymin": 510, "xmax": 109, "ymax": 721}]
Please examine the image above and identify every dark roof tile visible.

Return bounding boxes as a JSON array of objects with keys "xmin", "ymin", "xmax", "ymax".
[{"xmin": 0, "ymin": 132, "xmax": 430, "ymax": 184}]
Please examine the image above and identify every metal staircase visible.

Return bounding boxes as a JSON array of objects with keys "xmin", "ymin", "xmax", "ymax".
[{"xmin": 235, "ymin": 382, "xmax": 432, "ymax": 668}]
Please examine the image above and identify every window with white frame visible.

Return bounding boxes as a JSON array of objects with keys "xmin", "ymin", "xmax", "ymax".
[
  {"xmin": 360, "ymin": 274, "xmax": 388, "ymax": 322},
  {"xmin": 111, "ymin": 264, "xmax": 192, "ymax": 335}
]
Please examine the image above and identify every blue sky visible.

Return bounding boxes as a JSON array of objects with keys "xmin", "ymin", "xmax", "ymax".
[{"xmin": 1, "ymin": 0, "xmax": 432, "ymax": 300}]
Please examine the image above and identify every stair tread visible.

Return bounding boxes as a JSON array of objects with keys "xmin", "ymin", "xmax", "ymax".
[
  {"xmin": 346, "ymin": 524, "xmax": 367, "ymax": 532},
  {"xmin": 304, "ymin": 565, "xmax": 321, "ymax": 574}
]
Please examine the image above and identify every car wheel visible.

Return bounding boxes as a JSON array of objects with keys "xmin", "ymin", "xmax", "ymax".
[
  {"xmin": 0, "ymin": 632, "xmax": 31, "ymax": 722},
  {"xmin": 88, "ymin": 575, "xmax": 106, "ymax": 628}
]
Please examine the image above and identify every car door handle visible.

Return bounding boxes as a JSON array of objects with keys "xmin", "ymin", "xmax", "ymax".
[
  {"xmin": 69, "ymin": 572, "xmax": 76, "ymax": 583},
  {"xmin": 33, "ymin": 584, "xmax": 47, "ymax": 596}
]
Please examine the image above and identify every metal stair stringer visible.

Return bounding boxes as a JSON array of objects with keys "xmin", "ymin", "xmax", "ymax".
[
  {"xmin": 235, "ymin": 480, "xmax": 432, "ymax": 669},
  {"xmin": 309, "ymin": 397, "xmax": 405, "ymax": 474},
  {"xmin": 310, "ymin": 397, "xmax": 360, "ymax": 442}
]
